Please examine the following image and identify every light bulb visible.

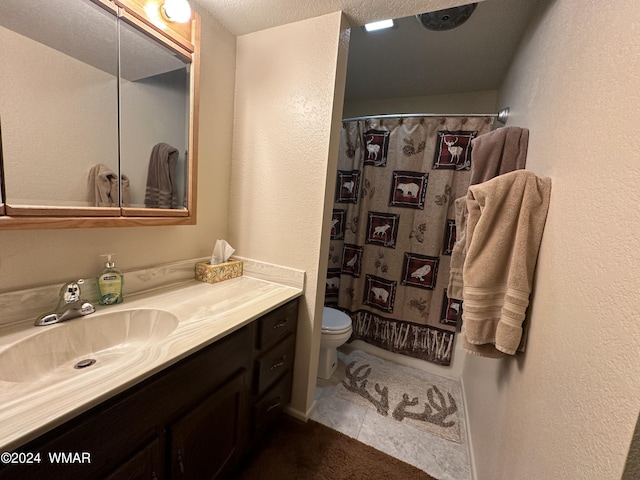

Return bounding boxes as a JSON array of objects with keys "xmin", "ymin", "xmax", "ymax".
[
  {"xmin": 364, "ymin": 19, "xmax": 394, "ymax": 32},
  {"xmin": 162, "ymin": 0, "xmax": 192, "ymax": 23}
]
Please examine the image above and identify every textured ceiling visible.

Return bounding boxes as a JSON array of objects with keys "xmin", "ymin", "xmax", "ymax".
[
  {"xmin": 345, "ymin": 0, "xmax": 538, "ymax": 101},
  {"xmin": 192, "ymin": 0, "xmax": 538, "ymax": 104},
  {"xmin": 192, "ymin": 0, "xmax": 484, "ymax": 36}
]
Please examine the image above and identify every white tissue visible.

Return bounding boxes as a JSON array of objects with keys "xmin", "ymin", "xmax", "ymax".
[{"xmin": 211, "ymin": 239, "xmax": 235, "ymax": 265}]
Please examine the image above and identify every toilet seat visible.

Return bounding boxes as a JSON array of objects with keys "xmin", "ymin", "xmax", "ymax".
[
  {"xmin": 322, "ymin": 307, "xmax": 351, "ymax": 333},
  {"xmin": 322, "ymin": 325, "xmax": 352, "ymax": 335}
]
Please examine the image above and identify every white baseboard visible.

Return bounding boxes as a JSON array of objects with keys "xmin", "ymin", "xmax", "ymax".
[
  {"xmin": 284, "ymin": 399, "xmax": 316, "ymax": 422},
  {"xmin": 460, "ymin": 376, "xmax": 478, "ymax": 480}
]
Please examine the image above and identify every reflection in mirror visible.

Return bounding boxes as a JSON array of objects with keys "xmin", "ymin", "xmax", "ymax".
[
  {"xmin": 0, "ymin": 0, "xmax": 119, "ymax": 208},
  {"xmin": 0, "ymin": 118, "xmax": 4, "ymax": 214},
  {"xmin": 119, "ymin": 19, "xmax": 190, "ymax": 210}
]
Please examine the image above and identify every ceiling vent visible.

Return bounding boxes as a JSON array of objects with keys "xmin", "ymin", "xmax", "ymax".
[{"xmin": 416, "ymin": 3, "xmax": 478, "ymax": 31}]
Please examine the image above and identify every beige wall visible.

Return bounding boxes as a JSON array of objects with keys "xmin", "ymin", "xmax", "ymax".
[
  {"xmin": 230, "ymin": 12, "xmax": 349, "ymax": 417},
  {"xmin": 462, "ymin": 1, "xmax": 640, "ymax": 478},
  {"xmin": 0, "ymin": 9, "xmax": 236, "ymax": 292},
  {"xmin": 342, "ymin": 89, "xmax": 498, "ymax": 119}
]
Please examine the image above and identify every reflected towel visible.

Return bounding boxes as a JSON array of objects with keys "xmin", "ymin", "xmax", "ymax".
[
  {"xmin": 88, "ymin": 164, "xmax": 130, "ymax": 207},
  {"xmin": 145, "ymin": 143, "xmax": 178, "ymax": 209},
  {"xmin": 470, "ymin": 127, "xmax": 529, "ymax": 186},
  {"xmin": 462, "ymin": 170, "xmax": 551, "ymax": 356}
]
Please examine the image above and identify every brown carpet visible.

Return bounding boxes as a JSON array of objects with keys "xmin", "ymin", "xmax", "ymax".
[{"xmin": 235, "ymin": 416, "xmax": 438, "ymax": 480}]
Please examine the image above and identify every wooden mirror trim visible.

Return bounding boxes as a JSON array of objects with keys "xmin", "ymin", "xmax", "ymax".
[
  {"xmin": 115, "ymin": 0, "xmax": 194, "ymax": 53},
  {"xmin": 5, "ymin": 206, "xmax": 121, "ymax": 217},
  {"xmin": 122, "ymin": 207, "xmax": 189, "ymax": 217},
  {"xmin": 0, "ymin": 1, "xmax": 200, "ymax": 230}
]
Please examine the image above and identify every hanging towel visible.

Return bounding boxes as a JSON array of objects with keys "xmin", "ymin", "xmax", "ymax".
[
  {"xmin": 469, "ymin": 127, "xmax": 529, "ymax": 186},
  {"xmin": 461, "ymin": 170, "xmax": 551, "ymax": 356},
  {"xmin": 447, "ymin": 196, "xmax": 467, "ymax": 301},
  {"xmin": 88, "ymin": 164, "xmax": 130, "ymax": 207},
  {"xmin": 145, "ymin": 142, "xmax": 178, "ymax": 209},
  {"xmin": 448, "ymin": 126, "xmax": 530, "ymax": 324}
]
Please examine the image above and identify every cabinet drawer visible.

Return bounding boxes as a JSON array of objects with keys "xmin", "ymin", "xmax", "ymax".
[
  {"xmin": 256, "ymin": 301, "xmax": 297, "ymax": 351},
  {"xmin": 252, "ymin": 373, "xmax": 293, "ymax": 438},
  {"xmin": 254, "ymin": 334, "xmax": 295, "ymax": 395}
]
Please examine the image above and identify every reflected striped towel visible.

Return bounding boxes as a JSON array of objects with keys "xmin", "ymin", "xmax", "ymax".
[{"xmin": 145, "ymin": 143, "xmax": 178, "ymax": 209}]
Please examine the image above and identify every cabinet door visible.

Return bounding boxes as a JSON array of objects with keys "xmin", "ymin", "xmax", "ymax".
[
  {"xmin": 169, "ymin": 371, "xmax": 247, "ymax": 480},
  {"xmin": 104, "ymin": 437, "xmax": 163, "ymax": 480}
]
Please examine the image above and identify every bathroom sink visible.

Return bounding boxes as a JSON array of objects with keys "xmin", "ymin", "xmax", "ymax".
[{"xmin": 0, "ymin": 309, "xmax": 178, "ymax": 383}]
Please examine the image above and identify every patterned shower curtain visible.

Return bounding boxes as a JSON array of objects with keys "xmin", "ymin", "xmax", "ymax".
[{"xmin": 326, "ymin": 116, "xmax": 493, "ymax": 366}]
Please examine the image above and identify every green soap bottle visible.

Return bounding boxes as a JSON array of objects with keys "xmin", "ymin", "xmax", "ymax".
[{"xmin": 97, "ymin": 253, "xmax": 124, "ymax": 305}]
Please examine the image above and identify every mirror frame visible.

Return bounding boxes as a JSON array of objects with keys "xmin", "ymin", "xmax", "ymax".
[{"xmin": 0, "ymin": 0, "xmax": 200, "ymax": 230}]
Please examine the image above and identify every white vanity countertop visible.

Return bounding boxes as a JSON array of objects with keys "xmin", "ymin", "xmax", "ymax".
[{"xmin": 0, "ymin": 272, "xmax": 303, "ymax": 451}]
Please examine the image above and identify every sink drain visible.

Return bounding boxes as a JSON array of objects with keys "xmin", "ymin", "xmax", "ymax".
[{"xmin": 74, "ymin": 359, "xmax": 96, "ymax": 369}]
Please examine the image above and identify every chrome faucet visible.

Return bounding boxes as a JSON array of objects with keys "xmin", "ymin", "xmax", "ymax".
[{"xmin": 35, "ymin": 279, "xmax": 96, "ymax": 326}]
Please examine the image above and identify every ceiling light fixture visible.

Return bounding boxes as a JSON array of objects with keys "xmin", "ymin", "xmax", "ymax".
[
  {"xmin": 364, "ymin": 19, "xmax": 395, "ymax": 32},
  {"xmin": 161, "ymin": 0, "xmax": 192, "ymax": 23}
]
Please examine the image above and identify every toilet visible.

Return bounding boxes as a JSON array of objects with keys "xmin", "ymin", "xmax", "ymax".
[{"xmin": 318, "ymin": 307, "xmax": 353, "ymax": 379}]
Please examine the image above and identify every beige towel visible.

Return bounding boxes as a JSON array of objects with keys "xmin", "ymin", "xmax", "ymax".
[
  {"xmin": 470, "ymin": 127, "xmax": 529, "ymax": 186},
  {"xmin": 88, "ymin": 164, "xmax": 130, "ymax": 207},
  {"xmin": 461, "ymin": 170, "xmax": 551, "ymax": 356},
  {"xmin": 447, "ymin": 196, "xmax": 467, "ymax": 301},
  {"xmin": 145, "ymin": 143, "xmax": 179, "ymax": 209}
]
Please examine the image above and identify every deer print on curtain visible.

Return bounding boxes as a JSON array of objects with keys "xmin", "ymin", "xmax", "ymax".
[{"xmin": 326, "ymin": 116, "xmax": 493, "ymax": 366}]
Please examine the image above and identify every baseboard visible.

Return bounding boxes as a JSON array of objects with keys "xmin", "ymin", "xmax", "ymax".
[
  {"xmin": 284, "ymin": 399, "xmax": 316, "ymax": 422},
  {"xmin": 460, "ymin": 376, "xmax": 478, "ymax": 480}
]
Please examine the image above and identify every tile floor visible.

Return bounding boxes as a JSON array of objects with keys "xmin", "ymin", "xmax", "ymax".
[{"xmin": 310, "ymin": 346, "xmax": 472, "ymax": 480}]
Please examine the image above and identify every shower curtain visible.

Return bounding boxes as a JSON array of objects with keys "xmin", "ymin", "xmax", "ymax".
[{"xmin": 326, "ymin": 116, "xmax": 493, "ymax": 366}]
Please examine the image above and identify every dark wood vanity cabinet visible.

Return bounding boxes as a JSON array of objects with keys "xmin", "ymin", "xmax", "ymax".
[
  {"xmin": 104, "ymin": 438, "xmax": 163, "ymax": 480},
  {"xmin": 0, "ymin": 299, "xmax": 298, "ymax": 480},
  {"xmin": 250, "ymin": 300, "xmax": 298, "ymax": 440},
  {"xmin": 168, "ymin": 371, "xmax": 248, "ymax": 480}
]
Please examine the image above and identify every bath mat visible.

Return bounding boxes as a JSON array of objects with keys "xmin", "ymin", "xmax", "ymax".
[{"xmin": 334, "ymin": 350, "xmax": 464, "ymax": 443}]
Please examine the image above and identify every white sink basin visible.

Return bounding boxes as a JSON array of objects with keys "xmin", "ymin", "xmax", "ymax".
[{"xmin": 0, "ymin": 309, "xmax": 178, "ymax": 383}]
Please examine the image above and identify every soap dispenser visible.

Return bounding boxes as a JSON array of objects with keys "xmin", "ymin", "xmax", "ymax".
[{"xmin": 97, "ymin": 253, "xmax": 123, "ymax": 305}]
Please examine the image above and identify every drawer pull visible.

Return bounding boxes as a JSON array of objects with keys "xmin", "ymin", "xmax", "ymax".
[
  {"xmin": 177, "ymin": 448, "xmax": 185, "ymax": 475},
  {"xmin": 267, "ymin": 397, "xmax": 283, "ymax": 412},
  {"xmin": 270, "ymin": 355, "xmax": 287, "ymax": 370},
  {"xmin": 273, "ymin": 319, "xmax": 288, "ymax": 329}
]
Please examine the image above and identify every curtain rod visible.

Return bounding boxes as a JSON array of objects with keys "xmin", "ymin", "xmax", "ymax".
[{"xmin": 342, "ymin": 107, "xmax": 510, "ymax": 125}]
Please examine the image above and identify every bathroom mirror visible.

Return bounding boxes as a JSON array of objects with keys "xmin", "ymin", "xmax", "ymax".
[
  {"xmin": 0, "ymin": 0, "xmax": 199, "ymax": 228},
  {"xmin": 0, "ymin": 0, "xmax": 120, "ymax": 212},
  {"xmin": 118, "ymin": 16, "xmax": 191, "ymax": 214}
]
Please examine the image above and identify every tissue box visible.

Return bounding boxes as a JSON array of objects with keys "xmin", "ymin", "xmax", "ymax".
[{"xmin": 195, "ymin": 259, "xmax": 243, "ymax": 284}]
